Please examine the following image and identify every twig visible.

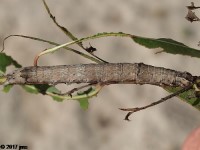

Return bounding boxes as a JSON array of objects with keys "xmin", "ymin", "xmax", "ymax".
[
  {"xmin": 186, "ymin": 2, "xmax": 200, "ymax": 10},
  {"xmin": 46, "ymin": 83, "xmax": 104, "ymax": 100},
  {"xmin": 119, "ymin": 85, "xmax": 193, "ymax": 121},
  {"xmin": 42, "ymin": 0, "xmax": 81, "ymax": 46},
  {"xmin": 42, "ymin": 0, "xmax": 108, "ymax": 63},
  {"xmin": 55, "ymin": 83, "xmax": 97, "ymax": 97},
  {"xmin": 1, "ymin": 34, "xmax": 102, "ymax": 64}
]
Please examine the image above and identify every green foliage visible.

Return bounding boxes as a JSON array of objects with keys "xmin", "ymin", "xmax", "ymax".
[
  {"xmin": 2, "ymin": 85, "xmax": 13, "ymax": 93},
  {"xmin": 22, "ymin": 84, "xmax": 58, "ymax": 96},
  {"xmin": 22, "ymin": 85, "xmax": 40, "ymax": 94},
  {"xmin": 76, "ymin": 87, "xmax": 95, "ymax": 110},
  {"xmin": 77, "ymin": 98, "xmax": 89, "ymax": 110},
  {"xmin": 0, "ymin": 53, "xmax": 21, "ymax": 72},
  {"xmin": 38, "ymin": 31, "xmax": 200, "ymax": 61},
  {"xmin": 46, "ymin": 86, "xmax": 101, "ymax": 109},
  {"xmin": 0, "ymin": 53, "xmax": 21, "ymax": 86},
  {"xmin": 22, "ymin": 85, "xmax": 67, "ymax": 102},
  {"xmin": 132, "ymin": 36, "xmax": 200, "ymax": 58},
  {"xmin": 165, "ymin": 86, "xmax": 200, "ymax": 111},
  {"xmin": 46, "ymin": 87, "xmax": 64, "ymax": 102}
]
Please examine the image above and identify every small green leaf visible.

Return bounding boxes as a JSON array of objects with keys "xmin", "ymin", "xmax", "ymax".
[
  {"xmin": 0, "ymin": 75, "xmax": 7, "ymax": 85},
  {"xmin": 132, "ymin": 36, "xmax": 200, "ymax": 58},
  {"xmin": 22, "ymin": 84, "xmax": 54, "ymax": 95},
  {"xmin": 0, "ymin": 53, "xmax": 21, "ymax": 72},
  {"xmin": 2, "ymin": 85, "xmax": 13, "ymax": 93},
  {"xmin": 46, "ymin": 86, "xmax": 64, "ymax": 102},
  {"xmin": 77, "ymin": 98, "xmax": 89, "ymax": 110},
  {"xmin": 46, "ymin": 86, "xmax": 61, "ymax": 94},
  {"xmin": 164, "ymin": 86, "xmax": 200, "ymax": 111},
  {"xmin": 50, "ymin": 95, "xmax": 64, "ymax": 102},
  {"xmin": 0, "ymin": 53, "xmax": 21, "ymax": 92},
  {"xmin": 75, "ymin": 87, "xmax": 95, "ymax": 110},
  {"xmin": 22, "ymin": 84, "xmax": 64, "ymax": 101},
  {"xmin": 22, "ymin": 85, "xmax": 39, "ymax": 94},
  {"xmin": 23, "ymin": 84, "xmax": 64, "ymax": 101}
]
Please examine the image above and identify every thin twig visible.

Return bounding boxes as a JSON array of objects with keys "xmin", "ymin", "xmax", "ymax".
[
  {"xmin": 119, "ymin": 85, "xmax": 193, "ymax": 121},
  {"xmin": 1, "ymin": 34, "xmax": 102, "ymax": 64},
  {"xmin": 42, "ymin": 0, "xmax": 108, "ymax": 63},
  {"xmin": 55, "ymin": 83, "xmax": 97, "ymax": 97},
  {"xmin": 46, "ymin": 83, "xmax": 104, "ymax": 100},
  {"xmin": 42, "ymin": 0, "xmax": 80, "ymax": 46},
  {"xmin": 186, "ymin": 2, "xmax": 200, "ymax": 10}
]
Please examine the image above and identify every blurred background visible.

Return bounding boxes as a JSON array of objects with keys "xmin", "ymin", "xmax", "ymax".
[{"xmin": 0, "ymin": 0, "xmax": 200, "ymax": 150}]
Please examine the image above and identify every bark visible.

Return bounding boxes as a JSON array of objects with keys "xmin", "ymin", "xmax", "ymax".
[{"xmin": 5, "ymin": 63, "xmax": 194, "ymax": 87}]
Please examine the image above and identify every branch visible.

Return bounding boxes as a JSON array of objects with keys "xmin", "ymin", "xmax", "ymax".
[{"xmin": 119, "ymin": 84, "xmax": 193, "ymax": 121}]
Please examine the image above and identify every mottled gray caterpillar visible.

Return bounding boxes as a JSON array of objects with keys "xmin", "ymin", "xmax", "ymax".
[{"xmin": 5, "ymin": 63, "xmax": 194, "ymax": 87}]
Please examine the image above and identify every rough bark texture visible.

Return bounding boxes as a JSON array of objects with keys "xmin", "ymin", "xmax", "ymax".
[{"xmin": 6, "ymin": 63, "xmax": 194, "ymax": 87}]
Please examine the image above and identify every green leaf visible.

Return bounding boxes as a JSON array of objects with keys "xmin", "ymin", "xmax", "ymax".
[
  {"xmin": 0, "ymin": 76, "xmax": 7, "ymax": 85},
  {"xmin": 22, "ymin": 84, "xmax": 54, "ymax": 95},
  {"xmin": 132, "ymin": 36, "xmax": 200, "ymax": 58},
  {"xmin": 77, "ymin": 98, "xmax": 89, "ymax": 110},
  {"xmin": 0, "ymin": 53, "xmax": 21, "ymax": 91},
  {"xmin": 2, "ymin": 85, "xmax": 13, "ymax": 93},
  {"xmin": 46, "ymin": 86, "xmax": 61, "ymax": 94},
  {"xmin": 22, "ymin": 85, "xmax": 39, "ymax": 94},
  {"xmin": 0, "ymin": 53, "xmax": 21, "ymax": 72},
  {"xmin": 22, "ymin": 84, "xmax": 64, "ymax": 102},
  {"xmin": 164, "ymin": 86, "xmax": 200, "ymax": 111},
  {"xmin": 75, "ymin": 87, "xmax": 94, "ymax": 110},
  {"xmin": 46, "ymin": 86, "xmax": 64, "ymax": 102}
]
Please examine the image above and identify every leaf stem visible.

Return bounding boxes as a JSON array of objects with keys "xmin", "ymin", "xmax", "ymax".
[{"xmin": 35, "ymin": 32, "xmax": 132, "ymax": 65}]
